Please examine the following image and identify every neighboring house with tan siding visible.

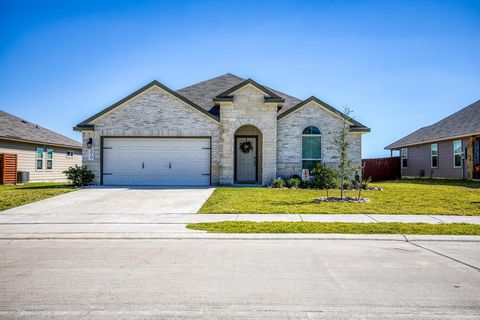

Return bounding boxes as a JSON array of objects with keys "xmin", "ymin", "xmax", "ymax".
[
  {"xmin": 0, "ymin": 110, "xmax": 82, "ymax": 182},
  {"xmin": 74, "ymin": 73, "xmax": 370, "ymax": 186},
  {"xmin": 385, "ymin": 99, "xmax": 480, "ymax": 180}
]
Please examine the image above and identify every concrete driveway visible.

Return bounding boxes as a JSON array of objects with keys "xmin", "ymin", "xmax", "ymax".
[{"xmin": 2, "ymin": 187, "xmax": 215, "ymax": 214}]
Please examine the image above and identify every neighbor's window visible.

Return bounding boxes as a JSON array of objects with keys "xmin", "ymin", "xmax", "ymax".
[
  {"xmin": 431, "ymin": 143, "xmax": 438, "ymax": 168},
  {"xmin": 36, "ymin": 147, "xmax": 44, "ymax": 170},
  {"xmin": 46, "ymin": 148, "xmax": 53, "ymax": 170},
  {"xmin": 401, "ymin": 148, "xmax": 408, "ymax": 168},
  {"xmin": 66, "ymin": 151, "xmax": 74, "ymax": 158},
  {"xmin": 302, "ymin": 126, "xmax": 321, "ymax": 170},
  {"xmin": 453, "ymin": 140, "xmax": 462, "ymax": 168}
]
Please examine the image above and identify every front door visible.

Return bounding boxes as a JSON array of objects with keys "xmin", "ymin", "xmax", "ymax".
[
  {"xmin": 474, "ymin": 138, "xmax": 480, "ymax": 179},
  {"xmin": 235, "ymin": 136, "xmax": 257, "ymax": 183}
]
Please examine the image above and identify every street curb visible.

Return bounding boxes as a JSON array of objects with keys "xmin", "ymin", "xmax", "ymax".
[{"xmin": 1, "ymin": 233, "xmax": 479, "ymax": 241}]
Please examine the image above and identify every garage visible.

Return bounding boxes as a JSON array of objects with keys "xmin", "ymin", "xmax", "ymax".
[{"xmin": 102, "ymin": 138, "xmax": 211, "ymax": 186}]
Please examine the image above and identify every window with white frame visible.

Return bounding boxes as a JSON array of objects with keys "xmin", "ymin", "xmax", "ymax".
[
  {"xmin": 302, "ymin": 126, "xmax": 321, "ymax": 170},
  {"xmin": 36, "ymin": 147, "xmax": 44, "ymax": 170},
  {"xmin": 46, "ymin": 148, "xmax": 53, "ymax": 170},
  {"xmin": 66, "ymin": 151, "xmax": 74, "ymax": 158},
  {"xmin": 453, "ymin": 140, "xmax": 462, "ymax": 168},
  {"xmin": 431, "ymin": 143, "xmax": 438, "ymax": 168},
  {"xmin": 401, "ymin": 148, "xmax": 408, "ymax": 168}
]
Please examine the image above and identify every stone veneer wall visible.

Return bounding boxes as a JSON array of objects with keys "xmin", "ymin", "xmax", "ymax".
[
  {"xmin": 218, "ymin": 84, "xmax": 278, "ymax": 185},
  {"xmin": 81, "ymin": 86, "xmax": 221, "ymax": 185},
  {"xmin": 277, "ymin": 101, "xmax": 362, "ymax": 177}
]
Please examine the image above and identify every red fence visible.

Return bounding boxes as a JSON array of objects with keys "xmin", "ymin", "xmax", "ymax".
[{"xmin": 362, "ymin": 157, "xmax": 400, "ymax": 181}]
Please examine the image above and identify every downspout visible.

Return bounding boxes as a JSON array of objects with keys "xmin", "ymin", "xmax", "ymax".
[{"xmin": 462, "ymin": 139, "xmax": 466, "ymax": 180}]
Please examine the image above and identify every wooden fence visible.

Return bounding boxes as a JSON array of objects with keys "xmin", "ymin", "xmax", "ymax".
[
  {"xmin": 362, "ymin": 157, "xmax": 400, "ymax": 181},
  {"xmin": 0, "ymin": 153, "xmax": 18, "ymax": 185}
]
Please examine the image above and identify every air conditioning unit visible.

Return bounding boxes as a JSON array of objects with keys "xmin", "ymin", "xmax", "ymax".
[{"xmin": 17, "ymin": 171, "xmax": 30, "ymax": 184}]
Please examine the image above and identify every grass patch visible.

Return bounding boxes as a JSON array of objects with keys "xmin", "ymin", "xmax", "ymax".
[
  {"xmin": 199, "ymin": 179, "xmax": 480, "ymax": 215},
  {"xmin": 187, "ymin": 221, "xmax": 480, "ymax": 235},
  {"xmin": 0, "ymin": 182, "xmax": 77, "ymax": 211}
]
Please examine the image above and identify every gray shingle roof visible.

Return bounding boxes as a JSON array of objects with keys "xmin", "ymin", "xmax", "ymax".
[
  {"xmin": 75, "ymin": 73, "xmax": 369, "ymax": 131},
  {"xmin": 0, "ymin": 110, "xmax": 81, "ymax": 149},
  {"xmin": 176, "ymin": 73, "xmax": 302, "ymax": 116},
  {"xmin": 385, "ymin": 99, "xmax": 480, "ymax": 149}
]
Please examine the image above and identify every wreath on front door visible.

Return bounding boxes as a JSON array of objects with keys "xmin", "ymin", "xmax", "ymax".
[{"xmin": 240, "ymin": 141, "xmax": 253, "ymax": 153}]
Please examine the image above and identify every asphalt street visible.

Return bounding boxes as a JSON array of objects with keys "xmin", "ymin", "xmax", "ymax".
[{"xmin": 0, "ymin": 239, "xmax": 479, "ymax": 319}]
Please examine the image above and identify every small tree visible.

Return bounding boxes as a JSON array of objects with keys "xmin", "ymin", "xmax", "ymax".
[
  {"xmin": 331, "ymin": 107, "xmax": 361, "ymax": 199},
  {"xmin": 63, "ymin": 165, "xmax": 95, "ymax": 187}
]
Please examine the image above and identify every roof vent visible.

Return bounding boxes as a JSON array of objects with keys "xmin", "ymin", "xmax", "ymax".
[{"xmin": 21, "ymin": 120, "xmax": 27, "ymax": 124}]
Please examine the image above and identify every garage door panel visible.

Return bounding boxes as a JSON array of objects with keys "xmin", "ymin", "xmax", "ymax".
[
  {"xmin": 103, "ymin": 138, "xmax": 210, "ymax": 186},
  {"xmin": 171, "ymin": 160, "xmax": 209, "ymax": 172}
]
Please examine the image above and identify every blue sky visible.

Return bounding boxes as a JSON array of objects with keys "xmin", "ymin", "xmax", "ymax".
[{"xmin": 1, "ymin": 0, "xmax": 479, "ymax": 158}]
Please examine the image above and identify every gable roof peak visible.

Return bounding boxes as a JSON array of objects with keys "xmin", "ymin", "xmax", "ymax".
[
  {"xmin": 215, "ymin": 78, "xmax": 283, "ymax": 99},
  {"xmin": 278, "ymin": 96, "xmax": 370, "ymax": 132},
  {"xmin": 223, "ymin": 72, "xmax": 243, "ymax": 79},
  {"xmin": 74, "ymin": 79, "xmax": 219, "ymax": 130}
]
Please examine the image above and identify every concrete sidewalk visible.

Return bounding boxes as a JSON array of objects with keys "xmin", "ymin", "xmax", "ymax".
[
  {"xmin": 1, "ymin": 212, "xmax": 479, "ymax": 240},
  {"xmin": 1, "ymin": 212, "xmax": 479, "ymax": 224},
  {"xmin": 0, "ymin": 217, "xmax": 479, "ymax": 241}
]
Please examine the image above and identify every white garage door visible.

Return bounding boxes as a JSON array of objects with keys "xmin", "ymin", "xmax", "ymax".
[{"xmin": 103, "ymin": 138, "xmax": 210, "ymax": 186}]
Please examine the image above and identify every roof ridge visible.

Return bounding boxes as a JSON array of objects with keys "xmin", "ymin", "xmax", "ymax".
[
  {"xmin": 177, "ymin": 73, "xmax": 245, "ymax": 92},
  {"xmin": 385, "ymin": 98, "xmax": 480, "ymax": 149},
  {"xmin": 429, "ymin": 98, "xmax": 480, "ymax": 127},
  {"xmin": 0, "ymin": 109, "xmax": 33, "ymax": 124},
  {"xmin": 0, "ymin": 109, "xmax": 81, "ymax": 148}
]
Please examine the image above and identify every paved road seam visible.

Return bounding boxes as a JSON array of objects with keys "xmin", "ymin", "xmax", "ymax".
[{"xmin": 409, "ymin": 242, "xmax": 480, "ymax": 272}]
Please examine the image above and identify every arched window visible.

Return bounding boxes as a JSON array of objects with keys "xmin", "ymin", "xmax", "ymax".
[{"xmin": 302, "ymin": 126, "xmax": 321, "ymax": 170}]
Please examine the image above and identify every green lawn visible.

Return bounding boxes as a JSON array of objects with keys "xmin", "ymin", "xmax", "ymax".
[
  {"xmin": 199, "ymin": 179, "xmax": 480, "ymax": 215},
  {"xmin": 0, "ymin": 183, "xmax": 77, "ymax": 211},
  {"xmin": 187, "ymin": 221, "xmax": 480, "ymax": 235}
]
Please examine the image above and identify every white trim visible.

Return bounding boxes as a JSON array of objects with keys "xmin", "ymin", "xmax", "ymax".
[
  {"xmin": 66, "ymin": 150, "xmax": 74, "ymax": 158},
  {"xmin": 453, "ymin": 140, "xmax": 463, "ymax": 168},
  {"xmin": 35, "ymin": 146, "xmax": 44, "ymax": 171},
  {"xmin": 46, "ymin": 148, "xmax": 54, "ymax": 171},
  {"xmin": 401, "ymin": 147, "xmax": 408, "ymax": 168},
  {"xmin": 302, "ymin": 126, "xmax": 322, "ymax": 168},
  {"xmin": 431, "ymin": 143, "xmax": 438, "ymax": 168}
]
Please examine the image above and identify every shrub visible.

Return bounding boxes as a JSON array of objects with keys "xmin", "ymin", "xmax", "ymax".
[
  {"xmin": 271, "ymin": 177, "xmax": 286, "ymax": 188},
  {"xmin": 310, "ymin": 163, "xmax": 337, "ymax": 189},
  {"xmin": 300, "ymin": 179, "xmax": 313, "ymax": 189},
  {"xmin": 63, "ymin": 165, "xmax": 95, "ymax": 187},
  {"xmin": 291, "ymin": 174, "xmax": 302, "ymax": 180},
  {"xmin": 362, "ymin": 177, "xmax": 372, "ymax": 189},
  {"xmin": 287, "ymin": 177, "xmax": 301, "ymax": 188},
  {"xmin": 338, "ymin": 179, "xmax": 353, "ymax": 190}
]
